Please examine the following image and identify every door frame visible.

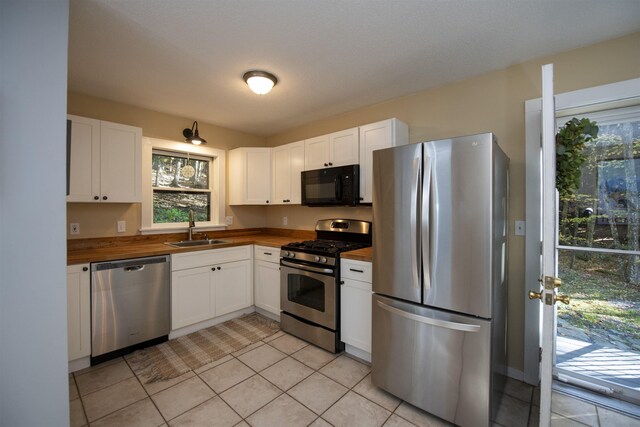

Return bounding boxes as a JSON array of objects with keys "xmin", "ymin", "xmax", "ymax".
[{"xmin": 524, "ymin": 77, "xmax": 640, "ymax": 385}]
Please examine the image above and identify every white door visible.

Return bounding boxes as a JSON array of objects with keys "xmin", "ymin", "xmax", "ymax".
[{"xmin": 535, "ymin": 63, "xmax": 572, "ymax": 427}]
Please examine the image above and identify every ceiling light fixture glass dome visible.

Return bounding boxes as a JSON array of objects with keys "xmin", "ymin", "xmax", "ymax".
[{"xmin": 243, "ymin": 70, "xmax": 278, "ymax": 95}]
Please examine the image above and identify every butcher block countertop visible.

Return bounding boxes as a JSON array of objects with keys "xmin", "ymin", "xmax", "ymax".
[{"xmin": 68, "ymin": 228, "xmax": 373, "ymax": 265}]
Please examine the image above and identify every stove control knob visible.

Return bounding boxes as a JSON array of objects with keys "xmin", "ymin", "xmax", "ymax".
[
  {"xmin": 290, "ymin": 253, "xmax": 295, "ymax": 258},
  {"xmin": 283, "ymin": 251, "xmax": 289, "ymax": 257},
  {"xmin": 320, "ymin": 257, "xmax": 327, "ymax": 263},
  {"xmin": 314, "ymin": 256, "xmax": 320, "ymax": 262}
]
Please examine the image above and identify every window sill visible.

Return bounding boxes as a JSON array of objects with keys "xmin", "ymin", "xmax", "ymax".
[{"xmin": 139, "ymin": 223, "xmax": 226, "ymax": 235}]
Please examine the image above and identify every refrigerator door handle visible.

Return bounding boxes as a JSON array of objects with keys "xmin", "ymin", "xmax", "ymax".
[
  {"xmin": 410, "ymin": 155, "xmax": 421, "ymax": 289},
  {"xmin": 376, "ymin": 300, "xmax": 481, "ymax": 332},
  {"xmin": 422, "ymin": 156, "xmax": 432, "ymax": 293}
]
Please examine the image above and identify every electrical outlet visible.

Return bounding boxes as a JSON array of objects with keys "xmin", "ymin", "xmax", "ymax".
[
  {"xmin": 117, "ymin": 220, "xmax": 126, "ymax": 233},
  {"xmin": 283, "ymin": 216, "xmax": 288, "ymax": 226},
  {"xmin": 225, "ymin": 216, "xmax": 233, "ymax": 225},
  {"xmin": 70, "ymin": 223, "xmax": 80, "ymax": 235},
  {"xmin": 515, "ymin": 220, "xmax": 525, "ymax": 236}
]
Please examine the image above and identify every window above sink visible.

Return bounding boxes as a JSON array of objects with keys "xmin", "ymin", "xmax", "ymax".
[{"xmin": 141, "ymin": 137, "xmax": 226, "ymax": 234}]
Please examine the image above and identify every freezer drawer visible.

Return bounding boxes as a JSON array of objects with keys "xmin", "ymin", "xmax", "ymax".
[{"xmin": 371, "ymin": 294, "xmax": 492, "ymax": 427}]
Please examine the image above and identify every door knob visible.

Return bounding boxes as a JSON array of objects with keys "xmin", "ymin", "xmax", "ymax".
[
  {"xmin": 528, "ymin": 290, "xmax": 543, "ymax": 300},
  {"xmin": 555, "ymin": 294, "xmax": 570, "ymax": 305}
]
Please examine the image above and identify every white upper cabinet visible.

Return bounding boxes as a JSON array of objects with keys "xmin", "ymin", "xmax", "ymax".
[
  {"xmin": 229, "ymin": 147, "xmax": 272, "ymax": 205},
  {"xmin": 358, "ymin": 118, "xmax": 408, "ymax": 203},
  {"xmin": 272, "ymin": 141, "xmax": 304, "ymax": 205},
  {"xmin": 67, "ymin": 115, "xmax": 142, "ymax": 203},
  {"xmin": 304, "ymin": 128, "xmax": 359, "ymax": 170},
  {"xmin": 304, "ymin": 135, "xmax": 330, "ymax": 170},
  {"xmin": 329, "ymin": 127, "xmax": 359, "ymax": 167}
]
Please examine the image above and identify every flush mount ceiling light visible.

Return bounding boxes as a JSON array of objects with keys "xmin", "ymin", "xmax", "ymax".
[
  {"xmin": 243, "ymin": 70, "xmax": 278, "ymax": 95},
  {"xmin": 182, "ymin": 121, "xmax": 206, "ymax": 145}
]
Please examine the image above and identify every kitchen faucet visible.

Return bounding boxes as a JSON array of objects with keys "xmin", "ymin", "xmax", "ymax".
[{"xmin": 188, "ymin": 209, "xmax": 195, "ymax": 240}]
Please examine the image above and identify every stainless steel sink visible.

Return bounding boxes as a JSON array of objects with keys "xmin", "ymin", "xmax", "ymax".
[{"xmin": 165, "ymin": 239, "xmax": 230, "ymax": 248}]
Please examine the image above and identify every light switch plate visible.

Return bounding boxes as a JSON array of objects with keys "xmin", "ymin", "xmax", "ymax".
[
  {"xmin": 283, "ymin": 216, "xmax": 288, "ymax": 226},
  {"xmin": 515, "ymin": 220, "xmax": 525, "ymax": 236},
  {"xmin": 225, "ymin": 216, "xmax": 233, "ymax": 225},
  {"xmin": 70, "ymin": 223, "xmax": 80, "ymax": 235},
  {"xmin": 117, "ymin": 221, "xmax": 126, "ymax": 233}
]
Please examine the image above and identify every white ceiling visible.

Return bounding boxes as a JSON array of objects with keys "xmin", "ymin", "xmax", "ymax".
[{"xmin": 68, "ymin": 0, "xmax": 640, "ymax": 137}]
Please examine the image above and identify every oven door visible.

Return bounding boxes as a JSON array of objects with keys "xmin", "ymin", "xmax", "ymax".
[{"xmin": 280, "ymin": 261, "xmax": 336, "ymax": 330}]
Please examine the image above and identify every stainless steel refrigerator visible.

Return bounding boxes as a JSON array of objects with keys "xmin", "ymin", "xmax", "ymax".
[{"xmin": 371, "ymin": 133, "xmax": 509, "ymax": 427}]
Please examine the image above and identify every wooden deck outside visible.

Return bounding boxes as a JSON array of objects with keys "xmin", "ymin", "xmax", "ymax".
[{"xmin": 556, "ymin": 336, "xmax": 640, "ymax": 390}]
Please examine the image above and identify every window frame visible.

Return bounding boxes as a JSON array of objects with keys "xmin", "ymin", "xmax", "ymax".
[{"xmin": 141, "ymin": 137, "xmax": 226, "ymax": 234}]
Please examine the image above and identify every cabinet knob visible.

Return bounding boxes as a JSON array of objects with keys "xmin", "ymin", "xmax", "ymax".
[
  {"xmin": 266, "ymin": 200, "xmax": 269, "ymax": 203},
  {"xmin": 211, "ymin": 267, "xmax": 216, "ymax": 271},
  {"xmin": 82, "ymin": 267, "xmax": 88, "ymax": 272},
  {"xmin": 328, "ymin": 162, "xmax": 333, "ymax": 166},
  {"xmin": 102, "ymin": 196, "xmax": 108, "ymax": 200},
  {"xmin": 283, "ymin": 199, "xmax": 286, "ymax": 203},
  {"xmin": 340, "ymin": 280, "xmax": 344, "ymax": 285},
  {"xmin": 324, "ymin": 163, "xmax": 328, "ymax": 167},
  {"xmin": 94, "ymin": 196, "xmax": 99, "ymax": 200},
  {"xmin": 217, "ymin": 266, "xmax": 221, "ymax": 270}
]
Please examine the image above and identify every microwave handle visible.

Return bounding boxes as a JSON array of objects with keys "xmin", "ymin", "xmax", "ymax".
[{"xmin": 335, "ymin": 176, "xmax": 342, "ymax": 200}]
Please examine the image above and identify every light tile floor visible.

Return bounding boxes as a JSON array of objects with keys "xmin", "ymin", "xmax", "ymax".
[{"xmin": 69, "ymin": 331, "xmax": 640, "ymax": 427}]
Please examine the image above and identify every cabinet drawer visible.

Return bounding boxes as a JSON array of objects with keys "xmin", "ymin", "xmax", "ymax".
[
  {"xmin": 172, "ymin": 245, "xmax": 251, "ymax": 271},
  {"xmin": 341, "ymin": 259, "xmax": 372, "ymax": 283},
  {"xmin": 254, "ymin": 245, "xmax": 280, "ymax": 263}
]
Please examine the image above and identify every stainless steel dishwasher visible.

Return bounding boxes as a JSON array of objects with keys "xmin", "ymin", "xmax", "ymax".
[{"xmin": 91, "ymin": 255, "xmax": 170, "ymax": 363}]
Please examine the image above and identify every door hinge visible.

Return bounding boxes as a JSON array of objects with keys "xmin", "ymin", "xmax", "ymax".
[
  {"xmin": 539, "ymin": 347, "xmax": 542, "ymax": 362},
  {"xmin": 540, "ymin": 241, "xmax": 543, "ymax": 255}
]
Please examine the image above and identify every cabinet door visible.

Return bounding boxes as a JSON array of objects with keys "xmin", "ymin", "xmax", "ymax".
[
  {"xmin": 304, "ymin": 135, "xmax": 330, "ymax": 170},
  {"xmin": 245, "ymin": 149, "xmax": 271, "ymax": 204},
  {"xmin": 172, "ymin": 266, "xmax": 215, "ymax": 330},
  {"xmin": 215, "ymin": 260, "xmax": 252, "ymax": 317},
  {"xmin": 329, "ymin": 127, "xmax": 359, "ymax": 167},
  {"xmin": 67, "ymin": 264, "xmax": 91, "ymax": 361},
  {"xmin": 359, "ymin": 119, "xmax": 408, "ymax": 203},
  {"xmin": 272, "ymin": 144, "xmax": 291, "ymax": 205},
  {"xmin": 99, "ymin": 121, "xmax": 142, "ymax": 203},
  {"xmin": 288, "ymin": 141, "xmax": 305, "ymax": 204},
  {"xmin": 272, "ymin": 141, "xmax": 305, "ymax": 205},
  {"xmin": 67, "ymin": 116, "xmax": 100, "ymax": 202},
  {"xmin": 340, "ymin": 278, "xmax": 372, "ymax": 354},
  {"xmin": 254, "ymin": 260, "xmax": 281, "ymax": 316},
  {"xmin": 229, "ymin": 148, "xmax": 271, "ymax": 205}
]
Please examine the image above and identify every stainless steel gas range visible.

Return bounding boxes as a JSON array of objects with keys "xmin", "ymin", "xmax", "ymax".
[{"xmin": 280, "ymin": 219, "xmax": 372, "ymax": 353}]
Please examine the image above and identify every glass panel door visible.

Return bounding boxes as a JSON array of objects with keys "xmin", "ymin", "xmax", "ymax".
[{"xmin": 556, "ymin": 105, "xmax": 640, "ymax": 405}]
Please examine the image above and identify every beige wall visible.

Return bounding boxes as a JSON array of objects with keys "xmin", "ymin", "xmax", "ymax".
[
  {"xmin": 264, "ymin": 32, "xmax": 640, "ymax": 373},
  {"xmin": 66, "ymin": 93, "xmax": 268, "ymax": 238}
]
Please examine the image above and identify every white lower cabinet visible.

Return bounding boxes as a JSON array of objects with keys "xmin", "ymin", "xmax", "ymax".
[
  {"xmin": 67, "ymin": 264, "xmax": 91, "ymax": 362},
  {"xmin": 172, "ymin": 266, "xmax": 215, "ymax": 329},
  {"xmin": 215, "ymin": 260, "xmax": 253, "ymax": 317},
  {"xmin": 171, "ymin": 246, "xmax": 252, "ymax": 330},
  {"xmin": 254, "ymin": 246, "xmax": 281, "ymax": 317},
  {"xmin": 340, "ymin": 259, "xmax": 372, "ymax": 361}
]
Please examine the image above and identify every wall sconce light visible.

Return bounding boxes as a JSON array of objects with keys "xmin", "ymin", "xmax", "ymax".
[
  {"xmin": 243, "ymin": 70, "xmax": 278, "ymax": 95},
  {"xmin": 183, "ymin": 121, "xmax": 206, "ymax": 145}
]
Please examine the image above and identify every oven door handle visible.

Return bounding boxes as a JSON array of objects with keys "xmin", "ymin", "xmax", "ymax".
[{"xmin": 281, "ymin": 260, "xmax": 335, "ymax": 275}]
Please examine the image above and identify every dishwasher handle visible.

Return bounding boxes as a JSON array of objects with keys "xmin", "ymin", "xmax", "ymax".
[{"xmin": 92, "ymin": 255, "xmax": 169, "ymax": 272}]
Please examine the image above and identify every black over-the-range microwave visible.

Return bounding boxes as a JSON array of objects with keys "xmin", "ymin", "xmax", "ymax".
[{"xmin": 301, "ymin": 164, "xmax": 360, "ymax": 206}]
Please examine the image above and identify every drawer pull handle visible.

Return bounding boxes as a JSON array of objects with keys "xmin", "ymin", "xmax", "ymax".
[
  {"xmin": 349, "ymin": 268, "xmax": 364, "ymax": 273},
  {"xmin": 264, "ymin": 252, "xmax": 272, "ymax": 256}
]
